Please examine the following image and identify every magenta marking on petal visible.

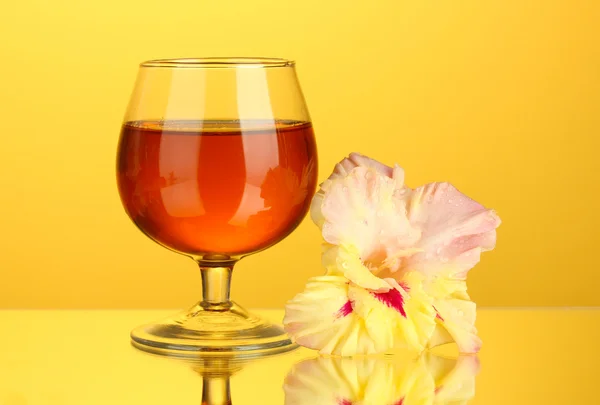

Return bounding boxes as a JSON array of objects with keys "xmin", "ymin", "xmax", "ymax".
[
  {"xmin": 399, "ymin": 281, "xmax": 410, "ymax": 292},
  {"xmin": 336, "ymin": 300, "xmax": 354, "ymax": 318},
  {"xmin": 433, "ymin": 305, "xmax": 444, "ymax": 322},
  {"xmin": 338, "ymin": 399, "xmax": 353, "ymax": 405},
  {"xmin": 372, "ymin": 289, "xmax": 407, "ymax": 318},
  {"xmin": 393, "ymin": 399, "xmax": 404, "ymax": 405}
]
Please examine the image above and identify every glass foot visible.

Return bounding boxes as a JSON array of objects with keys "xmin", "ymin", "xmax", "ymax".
[{"xmin": 131, "ymin": 302, "xmax": 298, "ymax": 358}]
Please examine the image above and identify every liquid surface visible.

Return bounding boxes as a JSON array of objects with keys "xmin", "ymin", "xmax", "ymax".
[{"xmin": 117, "ymin": 120, "xmax": 317, "ymax": 257}]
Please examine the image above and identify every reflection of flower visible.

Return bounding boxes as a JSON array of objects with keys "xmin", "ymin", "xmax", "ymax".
[
  {"xmin": 246, "ymin": 160, "xmax": 316, "ymax": 232},
  {"xmin": 284, "ymin": 153, "xmax": 501, "ymax": 355},
  {"xmin": 261, "ymin": 160, "xmax": 316, "ymax": 210},
  {"xmin": 284, "ymin": 354, "xmax": 480, "ymax": 405}
]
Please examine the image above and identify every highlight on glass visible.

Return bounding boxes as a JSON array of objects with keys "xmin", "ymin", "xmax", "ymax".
[{"xmin": 116, "ymin": 57, "xmax": 318, "ymax": 356}]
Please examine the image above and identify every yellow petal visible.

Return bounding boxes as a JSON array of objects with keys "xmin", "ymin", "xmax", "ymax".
[
  {"xmin": 283, "ymin": 276, "xmax": 355, "ymax": 352},
  {"xmin": 425, "ymin": 274, "xmax": 481, "ymax": 353},
  {"xmin": 283, "ymin": 275, "xmax": 389, "ymax": 355},
  {"xmin": 349, "ymin": 271, "xmax": 437, "ymax": 353},
  {"xmin": 322, "ymin": 244, "xmax": 390, "ymax": 291},
  {"xmin": 283, "ymin": 271, "xmax": 436, "ymax": 355}
]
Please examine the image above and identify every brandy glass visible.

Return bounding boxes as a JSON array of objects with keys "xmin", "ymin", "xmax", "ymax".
[{"xmin": 116, "ymin": 58, "xmax": 317, "ymax": 356}]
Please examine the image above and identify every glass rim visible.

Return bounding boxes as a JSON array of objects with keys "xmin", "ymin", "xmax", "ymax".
[{"xmin": 140, "ymin": 57, "xmax": 295, "ymax": 69}]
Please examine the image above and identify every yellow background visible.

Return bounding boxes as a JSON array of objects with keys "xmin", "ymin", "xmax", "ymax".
[{"xmin": 1, "ymin": 0, "xmax": 598, "ymax": 308}]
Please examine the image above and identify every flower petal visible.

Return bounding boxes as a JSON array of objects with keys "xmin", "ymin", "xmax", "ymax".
[
  {"xmin": 309, "ymin": 190, "xmax": 327, "ymax": 228},
  {"xmin": 422, "ymin": 272, "xmax": 481, "ymax": 353},
  {"xmin": 404, "ymin": 182, "xmax": 501, "ymax": 276},
  {"xmin": 283, "ymin": 276, "xmax": 357, "ymax": 353},
  {"xmin": 322, "ymin": 244, "xmax": 391, "ymax": 291},
  {"xmin": 284, "ymin": 272, "xmax": 436, "ymax": 355},
  {"xmin": 347, "ymin": 152, "xmax": 394, "ymax": 177},
  {"xmin": 431, "ymin": 297, "xmax": 481, "ymax": 353},
  {"xmin": 320, "ymin": 167, "xmax": 394, "ymax": 255},
  {"xmin": 283, "ymin": 275, "xmax": 391, "ymax": 355},
  {"xmin": 349, "ymin": 272, "xmax": 437, "ymax": 353},
  {"xmin": 310, "ymin": 153, "xmax": 394, "ymax": 229},
  {"xmin": 320, "ymin": 166, "xmax": 420, "ymax": 263},
  {"xmin": 429, "ymin": 305, "xmax": 476, "ymax": 353}
]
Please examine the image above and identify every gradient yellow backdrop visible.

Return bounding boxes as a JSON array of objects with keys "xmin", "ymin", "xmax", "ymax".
[{"xmin": 1, "ymin": 0, "xmax": 598, "ymax": 308}]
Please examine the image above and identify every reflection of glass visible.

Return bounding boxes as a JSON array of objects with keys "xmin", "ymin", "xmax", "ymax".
[
  {"xmin": 116, "ymin": 58, "xmax": 318, "ymax": 356},
  {"xmin": 141, "ymin": 352, "xmax": 252, "ymax": 405},
  {"xmin": 284, "ymin": 354, "xmax": 479, "ymax": 405},
  {"xmin": 192, "ymin": 356, "xmax": 245, "ymax": 405}
]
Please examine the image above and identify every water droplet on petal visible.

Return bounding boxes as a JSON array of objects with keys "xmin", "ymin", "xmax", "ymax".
[
  {"xmin": 394, "ymin": 189, "xmax": 406, "ymax": 197},
  {"xmin": 341, "ymin": 261, "xmax": 349, "ymax": 269},
  {"xmin": 458, "ymin": 310, "xmax": 464, "ymax": 316},
  {"xmin": 365, "ymin": 171, "xmax": 373, "ymax": 180},
  {"xmin": 436, "ymin": 247, "xmax": 442, "ymax": 254}
]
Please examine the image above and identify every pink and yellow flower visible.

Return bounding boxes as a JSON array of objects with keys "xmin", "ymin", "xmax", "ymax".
[{"xmin": 283, "ymin": 153, "xmax": 500, "ymax": 355}]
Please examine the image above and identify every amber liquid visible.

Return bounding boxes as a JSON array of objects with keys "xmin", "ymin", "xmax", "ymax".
[{"xmin": 117, "ymin": 120, "xmax": 317, "ymax": 258}]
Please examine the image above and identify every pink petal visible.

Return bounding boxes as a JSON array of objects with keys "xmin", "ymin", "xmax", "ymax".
[
  {"xmin": 310, "ymin": 153, "xmax": 401, "ymax": 229},
  {"xmin": 320, "ymin": 167, "xmax": 419, "ymax": 263},
  {"xmin": 346, "ymin": 152, "xmax": 394, "ymax": 178},
  {"xmin": 318, "ymin": 153, "xmax": 394, "ymax": 195},
  {"xmin": 404, "ymin": 182, "xmax": 501, "ymax": 276}
]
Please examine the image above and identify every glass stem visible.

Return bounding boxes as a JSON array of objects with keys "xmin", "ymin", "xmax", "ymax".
[
  {"xmin": 201, "ymin": 375, "xmax": 231, "ymax": 405},
  {"xmin": 199, "ymin": 264, "xmax": 234, "ymax": 310}
]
